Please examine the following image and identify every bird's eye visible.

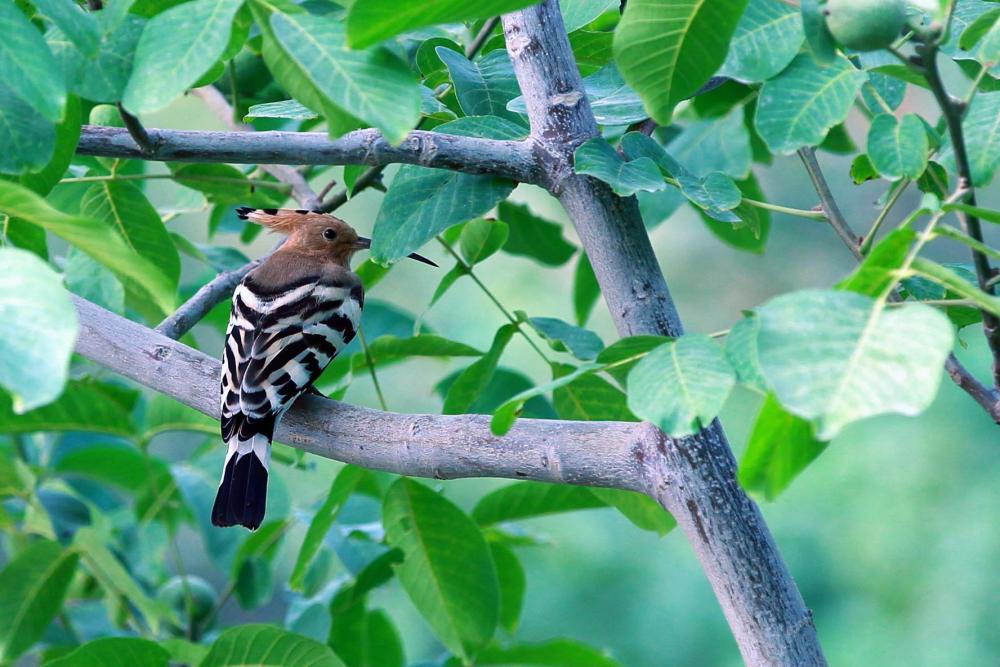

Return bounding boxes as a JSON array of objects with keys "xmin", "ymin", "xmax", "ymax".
[{"xmin": 323, "ymin": 228, "xmax": 337, "ymax": 240}]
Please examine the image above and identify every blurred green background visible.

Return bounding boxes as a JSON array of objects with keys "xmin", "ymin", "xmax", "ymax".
[{"xmin": 128, "ymin": 84, "xmax": 1000, "ymax": 666}]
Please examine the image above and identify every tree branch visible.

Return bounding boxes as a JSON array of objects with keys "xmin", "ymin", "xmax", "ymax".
[
  {"xmin": 919, "ymin": 42, "xmax": 1000, "ymax": 388},
  {"xmin": 797, "ymin": 134, "xmax": 1000, "ymax": 422},
  {"xmin": 503, "ymin": 3, "xmax": 826, "ymax": 665},
  {"xmin": 76, "ymin": 295, "xmax": 645, "ymax": 489},
  {"xmin": 76, "ymin": 125, "xmax": 540, "ymax": 184}
]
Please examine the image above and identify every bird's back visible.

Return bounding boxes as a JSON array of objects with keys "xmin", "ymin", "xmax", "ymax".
[{"xmin": 214, "ymin": 252, "xmax": 363, "ymax": 529}]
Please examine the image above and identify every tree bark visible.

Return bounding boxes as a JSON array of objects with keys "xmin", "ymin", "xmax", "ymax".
[
  {"xmin": 502, "ymin": 2, "xmax": 827, "ymax": 664},
  {"xmin": 74, "ymin": 296, "xmax": 646, "ymax": 489}
]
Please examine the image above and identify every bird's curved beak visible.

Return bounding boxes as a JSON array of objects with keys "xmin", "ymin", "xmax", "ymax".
[{"xmin": 354, "ymin": 237, "xmax": 438, "ymax": 267}]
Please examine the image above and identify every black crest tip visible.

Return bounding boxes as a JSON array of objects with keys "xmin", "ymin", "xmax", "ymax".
[{"xmin": 235, "ymin": 206, "xmax": 254, "ymax": 219}]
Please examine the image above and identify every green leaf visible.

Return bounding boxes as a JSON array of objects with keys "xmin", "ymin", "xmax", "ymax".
[
  {"xmin": 382, "ymin": 478, "xmax": 498, "ymax": 661},
  {"xmin": 755, "ymin": 54, "xmax": 867, "ymax": 154},
  {"xmin": 438, "ymin": 48, "xmax": 523, "ymax": 123},
  {"xmin": 839, "ymin": 227, "xmax": 916, "ymax": 297},
  {"xmin": 491, "ymin": 363, "xmax": 601, "ymax": 435},
  {"xmin": 0, "ymin": 539, "xmax": 79, "ymax": 663},
  {"xmin": 0, "ymin": 248, "xmax": 77, "ymax": 412},
  {"xmin": 619, "ymin": 132, "xmax": 741, "ymax": 222},
  {"xmin": 699, "ymin": 173, "xmax": 771, "ymax": 253},
  {"xmin": 33, "ymin": 0, "xmax": 101, "ymax": 56},
  {"xmin": 720, "ymin": 0, "xmax": 803, "ymax": 83},
  {"xmin": 866, "ymin": 113, "xmax": 928, "ymax": 180},
  {"xmin": 473, "ymin": 482, "xmax": 606, "ymax": 525},
  {"xmin": 143, "ymin": 393, "xmax": 217, "ymax": 439},
  {"xmin": 850, "ymin": 154, "xmax": 879, "ymax": 184},
  {"xmin": 910, "ymin": 258, "xmax": 1000, "ymax": 317},
  {"xmin": 443, "ymin": 324, "xmax": 516, "ymax": 414},
  {"xmin": 290, "ymin": 466, "xmax": 365, "ymax": 591},
  {"xmin": 596, "ymin": 334, "xmax": 669, "ymax": 385},
  {"xmin": 757, "ymin": 290, "xmax": 954, "ymax": 439},
  {"xmin": 668, "ymin": 107, "xmax": 752, "ymax": 179},
  {"xmin": 934, "ymin": 225, "xmax": 1000, "ymax": 264},
  {"xmin": 569, "ymin": 30, "xmax": 615, "ymax": 76},
  {"xmin": 0, "ymin": 379, "xmax": 135, "ymax": 435},
  {"xmin": 626, "ymin": 335, "xmax": 736, "ymax": 437},
  {"xmin": 80, "ymin": 180, "xmax": 181, "ymax": 289},
  {"xmin": 0, "ymin": 80, "xmax": 56, "ymax": 175},
  {"xmin": 70, "ymin": 14, "xmax": 145, "ymax": 103},
  {"xmin": 55, "ymin": 445, "xmax": 171, "ymax": 495},
  {"xmin": 739, "ymin": 394, "xmax": 827, "ymax": 500},
  {"xmin": 573, "ymin": 137, "xmax": 666, "ymax": 197},
  {"xmin": 589, "ymin": 488, "xmax": 676, "ymax": 535},
  {"xmin": 0, "ymin": 180, "xmax": 175, "ymax": 311},
  {"xmin": 561, "ymin": 0, "xmax": 619, "ymax": 32},
  {"xmin": 74, "ymin": 527, "xmax": 177, "ymax": 633},
  {"xmin": 170, "ymin": 163, "xmax": 256, "ymax": 204},
  {"xmin": 270, "ymin": 11, "xmax": 420, "ymax": 143},
  {"xmin": 800, "ymin": 0, "xmax": 837, "ymax": 63},
  {"xmin": 460, "ymin": 219, "xmax": 509, "ymax": 266},
  {"xmin": 497, "ymin": 201, "xmax": 576, "ymax": 266},
  {"xmin": 44, "ymin": 638, "xmax": 169, "ymax": 667},
  {"xmin": 725, "ymin": 315, "xmax": 768, "ymax": 393},
  {"xmin": 573, "ymin": 253, "xmax": 601, "ymax": 325},
  {"xmin": 476, "ymin": 639, "xmax": 622, "ymax": 667},
  {"xmin": 0, "ymin": 0, "xmax": 65, "ymax": 121},
  {"xmin": 162, "ymin": 639, "xmax": 210, "ymax": 666},
  {"xmin": 245, "ymin": 99, "xmax": 318, "ymax": 120},
  {"xmin": 613, "ymin": 0, "xmax": 748, "ymax": 124},
  {"xmin": 201, "ymin": 624, "xmax": 346, "ymax": 667},
  {"xmin": 372, "ymin": 116, "xmax": 523, "ymax": 263},
  {"xmin": 551, "ymin": 362, "xmax": 635, "ymax": 420},
  {"xmin": 959, "ymin": 6, "xmax": 1000, "ymax": 64},
  {"xmin": 941, "ymin": 91, "xmax": 1000, "ymax": 186},
  {"xmin": 122, "ymin": 0, "xmax": 243, "ymax": 114},
  {"xmin": 345, "ymin": 0, "xmax": 536, "ymax": 49},
  {"xmin": 65, "ymin": 245, "xmax": 125, "ymax": 314},
  {"xmin": 943, "ymin": 201, "xmax": 1000, "ymax": 225},
  {"xmin": 489, "ymin": 542, "xmax": 525, "ymax": 634},
  {"xmin": 526, "ymin": 318, "xmax": 604, "ymax": 360}
]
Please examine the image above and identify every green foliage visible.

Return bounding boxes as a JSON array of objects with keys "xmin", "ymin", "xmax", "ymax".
[
  {"xmin": 202, "ymin": 624, "xmax": 345, "ymax": 666},
  {"xmin": 0, "ymin": 540, "xmax": 78, "ymax": 663},
  {"xmin": 626, "ymin": 336, "xmax": 736, "ymax": 437},
  {"xmin": 45, "ymin": 637, "xmax": 170, "ymax": 667},
  {"xmin": 0, "ymin": 248, "xmax": 77, "ymax": 412},
  {"xmin": 867, "ymin": 114, "xmax": 929, "ymax": 180},
  {"xmin": 383, "ymin": 478, "xmax": 499, "ymax": 661}
]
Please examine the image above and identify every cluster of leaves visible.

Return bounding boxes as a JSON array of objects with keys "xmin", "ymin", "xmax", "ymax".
[{"xmin": 1, "ymin": 0, "xmax": 1000, "ymax": 663}]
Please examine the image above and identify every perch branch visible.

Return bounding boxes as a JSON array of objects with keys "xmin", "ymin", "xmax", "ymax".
[
  {"xmin": 76, "ymin": 125, "xmax": 539, "ymax": 184},
  {"xmin": 503, "ymin": 3, "xmax": 826, "ymax": 665},
  {"xmin": 76, "ymin": 295, "xmax": 646, "ymax": 490}
]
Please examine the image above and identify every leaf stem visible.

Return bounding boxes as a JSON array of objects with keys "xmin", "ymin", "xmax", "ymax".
[
  {"xmin": 436, "ymin": 236, "xmax": 551, "ymax": 363},
  {"xmin": 861, "ymin": 178, "xmax": 910, "ymax": 255},
  {"xmin": 357, "ymin": 325, "xmax": 388, "ymax": 411}
]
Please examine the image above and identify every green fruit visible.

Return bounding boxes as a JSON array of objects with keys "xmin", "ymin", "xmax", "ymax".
[
  {"xmin": 157, "ymin": 575, "xmax": 217, "ymax": 625},
  {"xmin": 825, "ymin": 0, "xmax": 906, "ymax": 51}
]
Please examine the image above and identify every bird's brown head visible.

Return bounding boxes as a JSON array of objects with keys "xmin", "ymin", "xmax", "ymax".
[
  {"xmin": 236, "ymin": 208, "xmax": 366, "ymax": 267},
  {"xmin": 235, "ymin": 207, "xmax": 437, "ymax": 268}
]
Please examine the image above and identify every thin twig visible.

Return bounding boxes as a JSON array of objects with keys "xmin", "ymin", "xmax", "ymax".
[
  {"xmin": 797, "ymin": 147, "xmax": 862, "ymax": 259},
  {"xmin": 116, "ymin": 103, "xmax": 157, "ymax": 155},
  {"xmin": 61, "ymin": 172, "xmax": 291, "ymax": 191},
  {"xmin": 919, "ymin": 40, "xmax": 1000, "ymax": 387}
]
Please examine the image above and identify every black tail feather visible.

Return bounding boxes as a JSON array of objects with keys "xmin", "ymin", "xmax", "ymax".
[{"xmin": 211, "ymin": 452, "xmax": 268, "ymax": 530}]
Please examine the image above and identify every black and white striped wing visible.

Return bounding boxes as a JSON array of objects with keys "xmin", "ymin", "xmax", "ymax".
[{"xmin": 238, "ymin": 280, "xmax": 362, "ymax": 422}]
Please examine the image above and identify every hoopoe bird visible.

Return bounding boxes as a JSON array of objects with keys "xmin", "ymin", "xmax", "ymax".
[{"xmin": 212, "ymin": 207, "xmax": 436, "ymax": 530}]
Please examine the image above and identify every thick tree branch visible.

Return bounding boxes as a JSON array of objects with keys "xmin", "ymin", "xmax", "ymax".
[
  {"xmin": 503, "ymin": 3, "xmax": 826, "ymax": 666},
  {"xmin": 76, "ymin": 296, "xmax": 645, "ymax": 489},
  {"xmin": 77, "ymin": 125, "xmax": 540, "ymax": 184}
]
